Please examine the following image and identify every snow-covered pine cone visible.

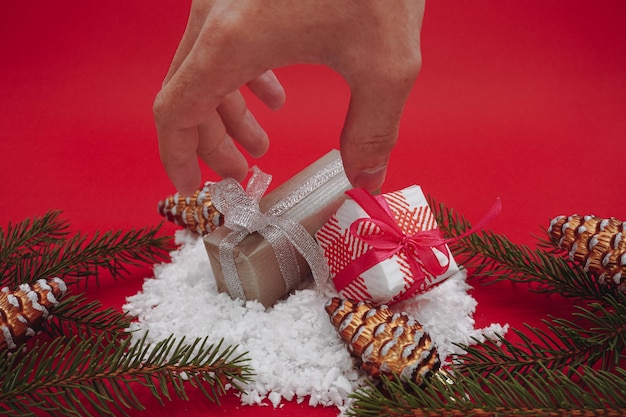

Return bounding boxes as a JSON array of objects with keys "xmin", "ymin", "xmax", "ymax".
[
  {"xmin": 325, "ymin": 297, "xmax": 440, "ymax": 385},
  {"xmin": 157, "ymin": 182, "xmax": 223, "ymax": 235},
  {"xmin": 1, "ymin": 278, "xmax": 67, "ymax": 351},
  {"xmin": 549, "ymin": 214, "xmax": 625, "ymax": 292}
]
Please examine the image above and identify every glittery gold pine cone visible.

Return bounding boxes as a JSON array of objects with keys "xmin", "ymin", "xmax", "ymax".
[
  {"xmin": 1, "ymin": 277, "xmax": 67, "ymax": 351},
  {"xmin": 549, "ymin": 214, "xmax": 626, "ymax": 292},
  {"xmin": 325, "ymin": 297, "xmax": 440, "ymax": 385},
  {"xmin": 157, "ymin": 182, "xmax": 223, "ymax": 235}
]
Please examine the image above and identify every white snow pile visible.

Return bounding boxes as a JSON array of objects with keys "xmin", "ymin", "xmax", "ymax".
[{"xmin": 123, "ymin": 230, "xmax": 507, "ymax": 412}]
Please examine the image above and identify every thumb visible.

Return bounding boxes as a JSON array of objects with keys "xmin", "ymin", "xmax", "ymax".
[{"xmin": 340, "ymin": 74, "xmax": 416, "ymax": 193}]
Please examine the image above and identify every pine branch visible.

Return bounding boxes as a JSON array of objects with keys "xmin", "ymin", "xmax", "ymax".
[
  {"xmin": 348, "ymin": 367, "xmax": 626, "ymax": 417},
  {"xmin": 427, "ymin": 198, "xmax": 626, "ymax": 372},
  {"xmin": 42, "ymin": 293, "xmax": 135, "ymax": 344},
  {"xmin": 1, "ymin": 213, "xmax": 174, "ymax": 288},
  {"xmin": 0, "ymin": 333, "xmax": 253, "ymax": 417},
  {"xmin": 456, "ymin": 292, "xmax": 625, "ymax": 375},
  {"xmin": 1, "ymin": 212, "xmax": 253, "ymax": 416},
  {"xmin": 428, "ymin": 196, "xmax": 617, "ymax": 302},
  {"xmin": 0, "ymin": 211, "xmax": 69, "ymax": 280}
]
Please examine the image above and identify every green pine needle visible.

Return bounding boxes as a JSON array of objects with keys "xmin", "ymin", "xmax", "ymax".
[
  {"xmin": 0, "ymin": 333, "xmax": 252, "ymax": 417},
  {"xmin": 457, "ymin": 293, "xmax": 626, "ymax": 375},
  {"xmin": 0, "ymin": 210, "xmax": 69, "ymax": 251},
  {"xmin": 348, "ymin": 367, "xmax": 626, "ymax": 417},
  {"xmin": 1, "ymin": 210, "xmax": 253, "ymax": 415},
  {"xmin": 0, "ymin": 211, "xmax": 69, "ymax": 278},
  {"xmin": 427, "ymin": 196, "xmax": 618, "ymax": 301},
  {"xmin": 0, "ymin": 211, "xmax": 174, "ymax": 288},
  {"xmin": 42, "ymin": 293, "xmax": 135, "ymax": 343}
]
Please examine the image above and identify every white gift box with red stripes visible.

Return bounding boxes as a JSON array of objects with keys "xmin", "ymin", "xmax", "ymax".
[{"xmin": 315, "ymin": 185, "xmax": 459, "ymax": 305}]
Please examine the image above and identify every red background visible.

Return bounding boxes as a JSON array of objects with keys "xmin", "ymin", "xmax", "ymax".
[{"xmin": 1, "ymin": 1, "xmax": 625, "ymax": 416}]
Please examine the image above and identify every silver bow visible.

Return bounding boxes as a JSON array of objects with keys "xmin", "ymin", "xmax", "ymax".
[{"xmin": 209, "ymin": 160, "xmax": 343, "ymax": 300}]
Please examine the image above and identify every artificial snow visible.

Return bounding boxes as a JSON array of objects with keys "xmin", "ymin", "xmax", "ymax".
[{"xmin": 123, "ymin": 230, "xmax": 507, "ymax": 413}]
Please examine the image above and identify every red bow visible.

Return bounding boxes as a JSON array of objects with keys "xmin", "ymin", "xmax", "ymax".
[{"xmin": 332, "ymin": 188, "xmax": 501, "ymax": 304}]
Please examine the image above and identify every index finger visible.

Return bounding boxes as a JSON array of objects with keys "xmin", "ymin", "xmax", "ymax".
[
  {"xmin": 153, "ymin": 42, "xmax": 228, "ymax": 196},
  {"xmin": 154, "ymin": 118, "xmax": 203, "ymax": 197}
]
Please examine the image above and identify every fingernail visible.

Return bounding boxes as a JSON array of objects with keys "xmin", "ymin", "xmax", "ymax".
[{"xmin": 354, "ymin": 166, "xmax": 387, "ymax": 193}]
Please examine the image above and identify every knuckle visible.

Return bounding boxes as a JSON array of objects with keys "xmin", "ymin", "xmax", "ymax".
[
  {"xmin": 377, "ymin": 52, "xmax": 422, "ymax": 89},
  {"xmin": 202, "ymin": 9, "xmax": 245, "ymax": 49},
  {"xmin": 152, "ymin": 92, "xmax": 170, "ymax": 125},
  {"xmin": 370, "ymin": 133, "xmax": 397, "ymax": 149},
  {"xmin": 359, "ymin": 131, "xmax": 398, "ymax": 154},
  {"xmin": 400, "ymin": 52, "xmax": 423, "ymax": 80}
]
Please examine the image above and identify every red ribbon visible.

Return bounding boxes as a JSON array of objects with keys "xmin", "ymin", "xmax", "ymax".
[{"xmin": 332, "ymin": 188, "xmax": 501, "ymax": 304}]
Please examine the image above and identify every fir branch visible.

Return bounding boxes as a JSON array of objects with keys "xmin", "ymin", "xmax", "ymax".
[
  {"xmin": 1, "ymin": 211, "xmax": 253, "ymax": 416},
  {"xmin": 42, "ymin": 293, "xmax": 135, "ymax": 343},
  {"xmin": 456, "ymin": 291, "xmax": 625, "ymax": 376},
  {"xmin": 1, "ymin": 214, "xmax": 174, "ymax": 288},
  {"xmin": 0, "ymin": 211, "xmax": 69, "ymax": 282},
  {"xmin": 0, "ymin": 333, "xmax": 253, "ymax": 417},
  {"xmin": 428, "ymin": 196, "xmax": 616, "ymax": 301},
  {"xmin": 347, "ymin": 367, "xmax": 626, "ymax": 417}
]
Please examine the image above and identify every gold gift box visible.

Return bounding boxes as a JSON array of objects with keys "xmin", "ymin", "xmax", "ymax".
[{"xmin": 203, "ymin": 150, "xmax": 351, "ymax": 308}]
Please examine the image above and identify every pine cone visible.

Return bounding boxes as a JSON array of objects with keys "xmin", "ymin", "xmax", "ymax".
[
  {"xmin": 157, "ymin": 182, "xmax": 223, "ymax": 235},
  {"xmin": 325, "ymin": 297, "xmax": 440, "ymax": 385},
  {"xmin": 1, "ymin": 278, "xmax": 67, "ymax": 351},
  {"xmin": 549, "ymin": 214, "xmax": 626, "ymax": 292}
]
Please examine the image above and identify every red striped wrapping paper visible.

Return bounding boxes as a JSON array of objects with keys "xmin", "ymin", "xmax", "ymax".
[{"xmin": 315, "ymin": 186, "xmax": 459, "ymax": 305}]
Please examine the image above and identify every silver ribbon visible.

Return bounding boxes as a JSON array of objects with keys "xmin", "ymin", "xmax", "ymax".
[{"xmin": 209, "ymin": 159, "xmax": 343, "ymax": 300}]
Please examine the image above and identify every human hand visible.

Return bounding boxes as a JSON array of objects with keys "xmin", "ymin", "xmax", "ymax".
[{"xmin": 154, "ymin": 0, "xmax": 425, "ymax": 196}]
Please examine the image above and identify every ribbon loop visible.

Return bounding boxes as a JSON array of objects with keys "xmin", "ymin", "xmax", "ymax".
[{"xmin": 211, "ymin": 167, "xmax": 272, "ymax": 233}]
